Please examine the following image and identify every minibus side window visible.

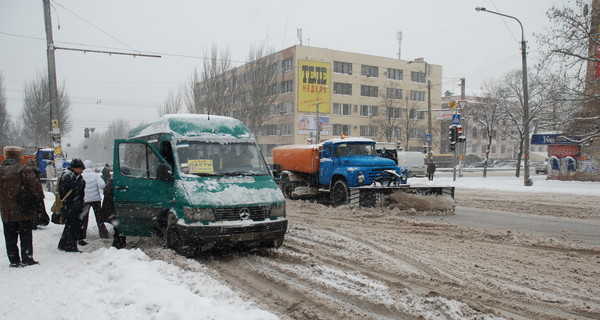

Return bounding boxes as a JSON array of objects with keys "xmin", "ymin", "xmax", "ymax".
[{"xmin": 118, "ymin": 142, "xmax": 163, "ymax": 180}]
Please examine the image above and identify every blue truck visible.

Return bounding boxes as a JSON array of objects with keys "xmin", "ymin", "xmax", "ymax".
[{"xmin": 273, "ymin": 137, "xmax": 454, "ymax": 208}]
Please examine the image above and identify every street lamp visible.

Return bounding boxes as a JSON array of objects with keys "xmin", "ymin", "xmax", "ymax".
[{"xmin": 475, "ymin": 7, "xmax": 532, "ymax": 186}]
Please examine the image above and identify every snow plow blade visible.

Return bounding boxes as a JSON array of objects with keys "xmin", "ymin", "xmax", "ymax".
[{"xmin": 348, "ymin": 186, "xmax": 456, "ymax": 213}]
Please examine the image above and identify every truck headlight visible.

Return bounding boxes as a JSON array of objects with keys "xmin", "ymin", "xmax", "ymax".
[
  {"xmin": 184, "ymin": 207, "xmax": 215, "ymax": 221},
  {"xmin": 357, "ymin": 171, "xmax": 365, "ymax": 184},
  {"xmin": 270, "ymin": 203, "xmax": 286, "ymax": 217}
]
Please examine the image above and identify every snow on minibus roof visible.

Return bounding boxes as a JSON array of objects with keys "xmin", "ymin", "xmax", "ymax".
[{"xmin": 128, "ymin": 114, "xmax": 255, "ymax": 142}]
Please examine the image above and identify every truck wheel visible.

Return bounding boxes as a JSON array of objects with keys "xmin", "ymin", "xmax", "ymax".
[
  {"xmin": 165, "ymin": 214, "xmax": 198, "ymax": 257},
  {"xmin": 331, "ymin": 180, "xmax": 349, "ymax": 206},
  {"xmin": 281, "ymin": 177, "xmax": 294, "ymax": 199}
]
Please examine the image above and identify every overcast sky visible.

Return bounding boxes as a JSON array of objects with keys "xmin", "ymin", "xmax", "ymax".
[{"xmin": 1, "ymin": 0, "xmax": 570, "ymax": 147}]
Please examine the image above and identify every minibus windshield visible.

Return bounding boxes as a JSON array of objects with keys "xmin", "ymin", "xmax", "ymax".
[{"xmin": 176, "ymin": 141, "xmax": 270, "ymax": 176}]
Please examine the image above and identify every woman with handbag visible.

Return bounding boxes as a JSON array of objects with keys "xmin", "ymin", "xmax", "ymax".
[{"xmin": 0, "ymin": 146, "xmax": 44, "ymax": 267}]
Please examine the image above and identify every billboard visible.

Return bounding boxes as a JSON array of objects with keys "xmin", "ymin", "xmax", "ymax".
[
  {"xmin": 297, "ymin": 60, "xmax": 330, "ymax": 113},
  {"xmin": 297, "ymin": 115, "xmax": 329, "ymax": 135}
]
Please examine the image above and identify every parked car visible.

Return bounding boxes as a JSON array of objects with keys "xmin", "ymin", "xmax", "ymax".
[{"xmin": 535, "ymin": 162, "xmax": 548, "ymax": 174}]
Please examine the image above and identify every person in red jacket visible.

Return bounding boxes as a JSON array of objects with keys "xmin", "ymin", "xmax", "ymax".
[{"xmin": 0, "ymin": 146, "xmax": 44, "ymax": 267}]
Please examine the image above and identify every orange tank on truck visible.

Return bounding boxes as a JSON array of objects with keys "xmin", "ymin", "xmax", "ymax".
[{"xmin": 272, "ymin": 144, "xmax": 321, "ymax": 174}]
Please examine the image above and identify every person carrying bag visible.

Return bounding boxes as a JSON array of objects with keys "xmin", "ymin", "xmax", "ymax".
[{"xmin": 50, "ymin": 171, "xmax": 72, "ymax": 225}]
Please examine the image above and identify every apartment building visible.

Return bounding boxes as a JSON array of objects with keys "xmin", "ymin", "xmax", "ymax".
[{"xmin": 215, "ymin": 45, "xmax": 443, "ymax": 159}]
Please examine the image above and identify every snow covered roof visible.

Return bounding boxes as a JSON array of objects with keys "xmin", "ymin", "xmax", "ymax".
[
  {"xmin": 128, "ymin": 114, "xmax": 255, "ymax": 143},
  {"xmin": 324, "ymin": 137, "xmax": 375, "ymax": 144}
]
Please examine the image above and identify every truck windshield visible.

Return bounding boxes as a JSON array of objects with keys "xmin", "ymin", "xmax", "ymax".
[
  {"xmin": 334, "ymin": 143, "xmax": 377, "ymax": 157},
  {"xmin": 176, "ymin": 141, "xmax": 270, "ymax": 176}
]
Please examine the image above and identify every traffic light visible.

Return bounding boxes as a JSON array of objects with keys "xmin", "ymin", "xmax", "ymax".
[
  {"xmin": 456, "ymin": 125, "xmax": 466, "ymax": 142},
  {"xmin": 84, "ymin": 128, "xmax": 90, "ymax": 138},
  {"xmin": 448, "ymin": 125, "xmax": 457, "ymax": 151}
]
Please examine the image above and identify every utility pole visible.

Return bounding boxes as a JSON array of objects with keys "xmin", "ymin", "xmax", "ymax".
[
  {"xmin": 43, "ymin": 0, "xmax": 60, "ymax": 150},
  {"xmin": 427, "ymin": 74, "xmax": 432, "ymax": 163}
]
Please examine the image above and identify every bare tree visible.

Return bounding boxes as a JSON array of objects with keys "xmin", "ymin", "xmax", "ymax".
[
  {"xmin": 472, "ymin": 80, "xmax": 508, "ymax": 178},
  {"xmin": 238, "ymin": 44, "xmax": 278, "ymax": 136},
  {"xmin": 0, "ymin": 73, "xmax": 10, "ymax": 147},
  {"xmin": 20, "ymin": 72, "xmax": 72, "ymax": 147},
  {"xmin": 197, "ymin": 44, "xmax": 233, "ymax": 116},
  {"xmin": 537, "ymin": 0, "xmax": 600, "ymax": 141},
  {"xmin": 500, "ymin": 70, "xmax": 553, "ymax": 176},
  {"xmin": 184, "ymin": 68, "xmax": 202, "ymax": 113},
  {"xmin": 374, "ymin": 82, "xmax": 404, "ymax": 144},
  {"xmin": 159, "ymin": 89, "xmax": 182, "ymax": 116}
]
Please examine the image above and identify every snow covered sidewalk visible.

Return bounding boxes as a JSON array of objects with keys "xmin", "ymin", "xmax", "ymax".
[{"xmin": 0, "ymin": 193, "xmax": 277, "ymax": 320}]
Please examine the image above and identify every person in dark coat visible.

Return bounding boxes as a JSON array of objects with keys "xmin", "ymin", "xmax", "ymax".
[
  {"xmin": 101, "ymin": 163, "xmax": 111, "ymax": 184},
  {"xmin": 0, "ymin": 146, "xmax": 44, "ymax": 267},
  {"xmin": 427, "ymin": 159, "xmax": 436, "ymax": 181},
  {"xmin": 57, "ymin": 158, "xmax": 87, "ymax": 252},
  {"xmin": 101, "ymin": 178, "xmax": 126, "ymax": 248}
]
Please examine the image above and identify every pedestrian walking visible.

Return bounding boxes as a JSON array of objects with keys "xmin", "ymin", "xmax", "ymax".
[
  {"xmin": 45, "ymin": 160, "xmax": 56, "ymax": 192},
  {"xmin": 79, "ymin": 160, "xmax": 108, "ymax": 244},
  {"xmin": 427, "ymin": 160, "xmax": 436, "ymax": 181},
  {"xmin": 101, "ymin": 163, "xmax": 111, "ymax": 184},
  {"xmin": 0, "ymin": 146, "xmax": 44, "ymax": 267},
  {"xmin": 57, "ymin": 158, "xmax": 86, "ymax": 252}
]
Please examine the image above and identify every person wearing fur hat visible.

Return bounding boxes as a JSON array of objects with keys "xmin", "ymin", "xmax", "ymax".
[
  {"xmin": 0, "ymin": 146, "xmax": 44, "ymax": 267},
  {"xmin": 79, "ymin": 160, "xmax": 108, "ymax": 244},
  {"xmin": 57, "ymin": 158, "xmax": 87, "ymax": 252}
]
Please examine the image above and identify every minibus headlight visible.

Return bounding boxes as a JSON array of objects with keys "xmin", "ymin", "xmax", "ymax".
[
  {"xmin": 184, "ymin": 207, "xmax": 215, "ymax": 221},
  {"xmin": 270, "ymin": 203, "xmax": 286, "ymax": 217}
]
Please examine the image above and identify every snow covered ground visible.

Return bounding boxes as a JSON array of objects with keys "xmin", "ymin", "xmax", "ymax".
[
  {"xmin": 0, "ymin": 192, "xmax": 277, "ymax": 320},
  {"xmin": 1, "ymin": 174, "xmax": 598, "ymax": 320}
]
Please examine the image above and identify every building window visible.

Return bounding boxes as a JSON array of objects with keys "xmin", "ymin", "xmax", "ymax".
[
  {"xmin": 333, "ymin": 82, "xmax": 352, "ymax": 95},
  {"xmin": 410, "ymin": 90, "xmax": 425, "ymax": 101},
  {"xmin": 386, "ymin": 107, "xmax": 402, "ymax": 119},
  {"xmin": 333, "ymin": 124, "xmax": 350, "ymax": 136},
  {"xmin": 501, "ymin": 145, "xmax": 506, "ymax": 154},
  {"xmin": 491, "ymin": 146, "xmax": 497, "ymax": 153},
  {"xmin": 481, "ymin": 145, "xmax": 487, "ymax": 153},
  {"xmin": 387, "ymin": 68, "xmax": 403, "ymax": 80},
  {"xmin": 334, "ymin": 61, "xmax": 352, "ymax": 75},
  {"xmin": 360, "ymin": 125, "xmax": 378, "ymax": 137},
  {"xmin": 409, "ymin": 127, "xmax": 425, "ymax": 139},
  {"xmin": 411, "ymin": 71, "xmax": 426, "ymax": 83},
  {"xmin": 471, "ymin": 127, "xmax": 478, "ymax": 139},
  {"xmin": 386, "ymin": 88, "xmax": 403, "ymax": 99},
  {"xmin": 280, "ymin": 80, "xmax": 293, "ymax": 93},
  {"xmin": 409, "ymin": 109, "xmax": 425, "ymax": 120},
  {"xmin": 361, "ymin": 65, "xmax": 379, "ymax": 77},
  {"xmin": 333, "ymin": 103, "xmax": 351, "ymax": 115},
  {"xmin": 360, "ymin": 105, "xmax": 378, "ymax": 117},
  {"xmin": 261, "ymin": 123, "xmax": 293, "ymax": 136},
  {"xmin": 361, "ymin": 85, "xmax": 378, "ymax": 97},
  {"xmin": 281, "ymin": 58, "xmax": 293, "ymax": 72}
]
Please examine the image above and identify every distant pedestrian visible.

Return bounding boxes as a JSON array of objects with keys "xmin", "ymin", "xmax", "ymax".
[
  {"xmin": 57, "ymin": 158, "xmax": 86, "ymax": 253},
  {"xmin": 0, "ymin": 146, "xmax": 44, "ymax": 267},
  {"xmin": 79, "ymin": 160, "xmax": 108, "ymax": 244},
  {"xmin": 45, "ymin": 160, "xmax": 56, "ymax": 192},
  {"xmin": 427, "ymin": 160, "xmax": 436, "ymax": 181},
  {"xmin": 101, "ymin": 163, "xmax": 111, "ymax": 184}
]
